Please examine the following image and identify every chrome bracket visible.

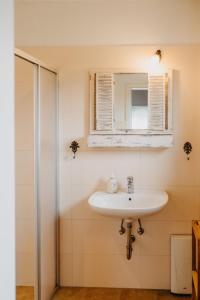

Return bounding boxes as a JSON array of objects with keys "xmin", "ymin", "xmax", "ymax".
[{"xmin": 69, "ymin": 140, "xmax": 80, "ymax": 159}]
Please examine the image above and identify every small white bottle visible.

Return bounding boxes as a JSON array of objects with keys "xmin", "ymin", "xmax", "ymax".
[{"xmin": 107, "ymin": 174, "xmax": 118, "ymax": 193}]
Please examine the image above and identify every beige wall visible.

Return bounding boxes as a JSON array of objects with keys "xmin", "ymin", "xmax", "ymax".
[
  {"xmin": 16, "ymin": 0, "xmax": 200, "ymax": 46},
  {"xmin": 23, "ymin": 45, "xmax": 200, "ymax": 289}
]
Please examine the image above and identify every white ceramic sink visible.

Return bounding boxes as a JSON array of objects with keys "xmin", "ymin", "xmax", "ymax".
[{"xmin": 88, "ymin": 190, "xmax": 168, "ymax": 219}]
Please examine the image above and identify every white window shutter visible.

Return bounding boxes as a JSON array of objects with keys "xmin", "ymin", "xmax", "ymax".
[
  {"xmin": 148, "ymin": 74, "xmax": 168, "ymax": 130},
  {"xmin": 96, "ymin": 72, "xmax": 113, "ymax": 130}
]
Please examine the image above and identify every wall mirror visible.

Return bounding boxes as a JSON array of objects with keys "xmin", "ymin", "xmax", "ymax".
[{"xmin": 88, "ymin": 70, "xmax": 173, "ymax": 148}]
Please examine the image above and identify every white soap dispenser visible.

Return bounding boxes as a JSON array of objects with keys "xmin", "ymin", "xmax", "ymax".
[{"xmin": 107, "ymin": 173, "xmax": 118, "ymax": 194}]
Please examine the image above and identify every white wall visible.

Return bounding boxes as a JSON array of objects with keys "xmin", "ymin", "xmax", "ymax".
[
  {"xmin": 15, "ymin": 0, "xmax": 200, "ymax": 46},
  {"xmin": 23, "ymin": 45, "xmax": 200, "ymax": 289},
  {"xmin": 0, "ymin": 0, "xmax": 15, "ymax": 299}
]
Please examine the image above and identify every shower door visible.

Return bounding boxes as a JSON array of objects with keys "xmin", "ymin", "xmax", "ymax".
[
  {"xmin": 36, "ymin": 66, "xmax": 58, "ymax": 300},
  {"xmin": 15, "ymin": 49, "xmax": 59, "ymax": 300},
  {"xmin": 15, "ymin": 55, "xmax": 36, "ymax": 300}
]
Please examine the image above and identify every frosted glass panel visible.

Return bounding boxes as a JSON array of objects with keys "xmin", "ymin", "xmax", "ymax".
[
  {"xmin": 15, "ymin": 56, "xmax": 35, "ymax": 298},
  {"xmin": 38, "ymin": 67, "xmax": 57, "ymax": 300}
]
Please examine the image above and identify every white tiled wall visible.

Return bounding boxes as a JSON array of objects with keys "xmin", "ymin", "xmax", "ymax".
[
  {"xmin": 24, "ymin": 46, "xmax": 200, "ymax": 289},
  {"xmin": 15, "ymin": 56, "xmax": 35, "ymax": 286}
]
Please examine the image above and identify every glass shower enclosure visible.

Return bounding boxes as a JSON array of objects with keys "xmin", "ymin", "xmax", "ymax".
[{"xmin": 15, "ymin": 49, "xmax": 59, "ymax": 300}]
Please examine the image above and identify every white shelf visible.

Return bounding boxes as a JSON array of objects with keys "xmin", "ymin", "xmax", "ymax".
[{"xmin": 87, "ymin": 134, "xmax": 174, "ymax": 148}]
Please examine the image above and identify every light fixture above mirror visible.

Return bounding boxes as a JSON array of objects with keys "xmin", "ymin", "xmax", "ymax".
[{"xmin": 151, "ymin": 49, "xmax": 162, "ymax": 64}]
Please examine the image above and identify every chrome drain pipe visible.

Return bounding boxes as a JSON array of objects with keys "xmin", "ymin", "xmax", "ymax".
[
  {"xmin": 137, "ymin": 218, "xmax": 144, "ymax": 235},
  {"xmin": 119, "ymin": 219, "xmax": 144, "ymax": 260},
  {"xmin": 119, "ymin": 219, "xmax": 126, "ymax": 235},
  {"xmin": 126, "ymin": 222, "xmax": 135, "ymax": 260}
]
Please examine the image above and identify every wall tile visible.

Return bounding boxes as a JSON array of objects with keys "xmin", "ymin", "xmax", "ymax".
[
  {"xmin": 137, "ymin": 221, "xmax": 191, "ymax": 256},
  {"xmin": 72, "ymin": 220, "xmax": 138, "ymax": 256},
  {"xmin": 60, "ymin": 219, "xmax": 73, "ymax": 254},
  {"xmin": 71, "ymin": 184, "xmax": 110, "ymax": 220},
  {"xmin": 15, "ymin": 55, "xmax": 34, "ymax": 151},
  {"xmin": 60, "ymin": 182, "xmax": 72, "ymax": 220},
  {"xmin": 16, "ymin": 253, "xmax": 34, "ymax": 286},
  {"xmin": 140, "ymin": 256, "xmax": 170, "ymax": 289},
  {"xmin": 70, "ymin": 152, "xmax": 120, "ymax": 187},
  {"xmin": 16, "ymin": 150, "xmax": 34, "ymax": 185},
  {"xmin": 140, "ymin": 149, "xmax": 199, "ymax": 188},
  {"xmin": 59, "ymin": 197, "xmax": 72, "ymax": 220},
  {"xmin": 60, "ymin": 254, "xmax": 73, "ymax": 287},
  {"xmin": 146, "ymin": 187, "xmax": 200, "ymax": 221},
  {"xmin": 16, "ymin": 185, "xmax": 34, "ymax": 220},
  {"xmin": 59, "ymin": 160, "xmax": 72, "ymax": 219},
  {"xmin": 16, "ymin": 220, "xmax": 34, "ymax": 253},
  {"xmin": 73, "ymin": 254, "xmax": 142, "ymax": 288}
]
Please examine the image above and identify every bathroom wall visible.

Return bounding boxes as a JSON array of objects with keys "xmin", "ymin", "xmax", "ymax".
[
  {"xmin": 22, "ymin": 45, "xmax": 200, "ymax": 289},
  {"xmin": 15, "ymin": 0, "xmax": 200, "ymax": 46},
  {"xmin": 15, "ymin": 57, "xmax": 35, "ymax": 286}
]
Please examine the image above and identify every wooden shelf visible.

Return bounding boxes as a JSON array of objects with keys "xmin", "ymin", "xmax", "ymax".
[
  {"xmin": 192, "ymin": 220, "xmax": 200, "ymax": 300},
  {"xmin": 193, "ymin": 271, "xmax": 198, "ymax": 297},
  {"xmin": 193, "ymin": 221, "xmax": 200, "ymax": 240}
]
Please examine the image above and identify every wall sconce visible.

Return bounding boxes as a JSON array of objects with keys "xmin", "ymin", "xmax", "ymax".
[
  {"xmin": 151, "ymin": 49, "xmax": 162, "ymax": 64},
  {"xmin": 149, "ymin": 49, "xmax": 163, "ymax": 74}
]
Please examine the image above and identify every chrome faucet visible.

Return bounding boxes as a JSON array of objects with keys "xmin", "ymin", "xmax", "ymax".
[{"xmin": 127, "ymin": 176, "xmax": 134, "ymax": 194}]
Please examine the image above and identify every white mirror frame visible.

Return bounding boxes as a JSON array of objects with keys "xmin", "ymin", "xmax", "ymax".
[{"xmin": 88, "ymin": 69, "xmax": 174, "ymax": 148}]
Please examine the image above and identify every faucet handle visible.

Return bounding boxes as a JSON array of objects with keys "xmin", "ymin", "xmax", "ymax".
[{"xmin": 127, "ymin": 176, "xmax": 134, "ymax": 183}]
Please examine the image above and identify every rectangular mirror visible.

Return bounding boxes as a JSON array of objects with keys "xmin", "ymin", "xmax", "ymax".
[{"xmin": 88, "ymin": 70, "xmax": 173, "ymax": 148}]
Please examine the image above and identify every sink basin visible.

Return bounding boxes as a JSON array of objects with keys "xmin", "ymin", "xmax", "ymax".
[{"xmin": 88, "ymin": 190, "xmax": 168, "ymax": 219}]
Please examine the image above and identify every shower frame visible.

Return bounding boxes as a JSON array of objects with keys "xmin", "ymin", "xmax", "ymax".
[{"xmin": 15, "ymin": 48, "xmax": 60, "ymax": 300}]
